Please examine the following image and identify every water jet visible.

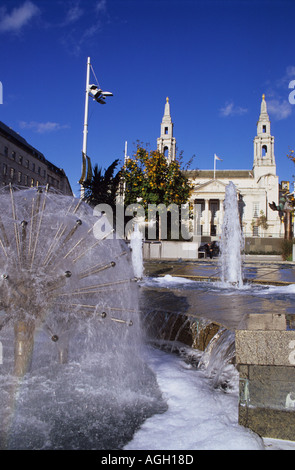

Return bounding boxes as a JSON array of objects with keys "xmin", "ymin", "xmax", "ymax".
[
  {"xmin": 219, "ymin": 181, "xmax": 244, "ymax": 288},
  {"xmin": 130, "ymin": 223, "xmax": 144, "ymax": 280}
]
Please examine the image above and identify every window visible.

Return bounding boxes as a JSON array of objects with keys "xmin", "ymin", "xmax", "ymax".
[
  {"xmin": 263, "ymin": 125, "xmax": 266, "ymax": 133},
  {"xmin": 262, "ymin": 145, "xmax": 267, "ymax": 157},
  {"xmin": 4, "ymin": 146, "xmax": 8, "ymax": 157},
  {"xmin": 10, "ymin": 168, "xmax": 15, "ymax": 179},
  {"xmin": 3, "ymin": 163, "xmax": 7, "ymax": 175},
  {"xmin": 18, "ymin": 171, "xmax": 22, "ymax": 183},
  {"xmin": 252, "ymin": 225, "xmax": 259, "ymax": 237},
  {"xmin": 11, "ymin": 151, "xmax": 16, "ymax": 161},
  {"xmin": 25, "ymin": 159, "xmax": 29, "ymax": 168},
  {"xmin": 24, "ymin": 175, "xmax": 28, "ymax": 186},
  {"xmin": 253, "ymin": 202, "xmax": 259, "ymax": 218},
  {"xmin": 18, "ymin": 155, "xmax": 23, "ymax": 165},
  {"xmin": 32, "ymin": 163, "xmax": 35, "ymax": 172},
  {"xmin": 31, "ymin": 178, "xmax": 34, "ymax": 187},
  {"xmin": 164, "ymin": 146, "xmax": 168, "ymax": 157},
  {"xmin": 165, "ymin": 127, "xmax": 168, "ymax": 135}
]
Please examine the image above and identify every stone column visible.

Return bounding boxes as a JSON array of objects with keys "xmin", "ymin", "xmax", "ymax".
[
  {"xmin": 236, "ymin": 313, "xmax": 295, "ymax": 440},
  {"xmin": 204, "ymin": 199, "xmax": 210, "ymax": 236},
  {"xmin": 193, "ymin": 203, "xmax": 202, "ymax": 243},
  {"xmin": 218, "ymin": 199, "xmax": 224, "ymax": 237}
]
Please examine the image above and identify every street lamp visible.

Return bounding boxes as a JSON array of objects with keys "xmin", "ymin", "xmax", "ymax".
[
  {"xmin": 88, "ymin": 84, "xmax": 113, "ymax": 104},
  {"xmin": 80, "ymin": 57, "xmax": 113, "ymax": 197}
]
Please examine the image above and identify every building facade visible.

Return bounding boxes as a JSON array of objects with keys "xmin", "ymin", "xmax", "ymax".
[
  {"xmin": 157, "ymin": 95, "xmax": 282, "ymax": 239},
  {"xmin": 0, "ymin": 121, "xmax": 72, "ymax": 195}
]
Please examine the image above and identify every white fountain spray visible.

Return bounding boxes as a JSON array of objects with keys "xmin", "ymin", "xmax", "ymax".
[
  {"xmin": 220, "ymin": 181, "xmax": 244, "ymax": 288},
  {"xmin": 130, "ymin": 223, "xmax": 144, "ymax": 279},
  {"xmin": 0, "ymin": 186, "xmax": 164, "ymax": 450}
]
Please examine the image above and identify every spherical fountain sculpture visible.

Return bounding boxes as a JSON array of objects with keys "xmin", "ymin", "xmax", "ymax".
[{"xmin": 0, "ymin": 185, "xmax": 164, "ymax": 450}]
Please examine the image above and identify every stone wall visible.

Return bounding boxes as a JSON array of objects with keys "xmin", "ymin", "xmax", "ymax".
[
  {"xmin": 142, "ymin": 238, "xmax": 283, "ymax": 259},
  {"xmin": 244, "ymin": 237, "xmax": 282, "ymax": 254},
  {"xmin": 236, "ymin": 313, "xmax": 295, "ymax": 440},
  {"xmin": 143, "ymin": 241, "xmax": 199, "ymax": 260}
]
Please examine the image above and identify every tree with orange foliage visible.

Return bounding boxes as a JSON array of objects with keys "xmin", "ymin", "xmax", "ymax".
[
  {"xmin": 121, "ymin": 146, "xmax": 193, "ymax": 239},
  {"xmin": 122, "ymin": 146, "xmax": 193, "ymax": 210}
]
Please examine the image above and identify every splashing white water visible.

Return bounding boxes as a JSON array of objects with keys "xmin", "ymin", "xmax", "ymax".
[
  {"xmin": 124, "ymin": 345, "xmax": 265, "ymax": 450},
  {"xmin": 220, "ymin": 182, "xmax": 244, "ymax": 288},
  {"xmin": 130, "ymin": 224, "xmax": 144, "ymax": 279}
]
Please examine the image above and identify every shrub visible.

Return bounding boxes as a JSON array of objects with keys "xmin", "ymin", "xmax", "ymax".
[{"xmin": 281, "ymin": 238, "xmax": 295, "ymax": 261}]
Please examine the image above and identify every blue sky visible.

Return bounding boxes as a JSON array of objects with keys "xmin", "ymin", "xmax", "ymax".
[{"xmin": 1, "ymin": 0, "xmax": 295, "ymax": 195}]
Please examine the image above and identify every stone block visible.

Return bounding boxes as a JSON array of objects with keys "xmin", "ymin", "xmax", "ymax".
[
  {"xmin": 236, "ymin": 313, "xmax": 295, "ymax": 366},
  {"xmin": 236, "ymin": 330, "xmax": 295, "ymax": 366},
  {"xmin": 238, "ymin": 405, "xmax": 295, "ymax": 441},
  {"xmin": 239, "ymin": 365, "xmax": 295, "ymax": 410}
]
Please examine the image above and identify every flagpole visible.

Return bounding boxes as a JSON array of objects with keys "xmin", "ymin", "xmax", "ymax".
[
  {"xmin": 81, "ymin": 56, "xmax": 91, "ymax": 198},
  {"xmin": 124, "ymin": 141, "xmax": 128, "ymax": 164},
  {"xmin": 214, "ymin": 153, "xmax": 216, "ymax": 180}
]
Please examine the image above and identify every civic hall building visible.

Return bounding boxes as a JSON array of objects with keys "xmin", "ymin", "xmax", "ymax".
[
  {"xmin": 157, "ymin": 95, "xmax": 282, "ymax": 242},
  {"xmin": 0, "ymin": 121, "xmax": 72, "ymax": 195}
]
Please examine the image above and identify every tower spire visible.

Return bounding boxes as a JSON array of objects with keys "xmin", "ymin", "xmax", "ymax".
[
  {"xmin": 157, "ymin": 97, "xmax": 176, "ymax": 163},
  {"xmin": 253, "ymin": 94, "xmax": 276, "ymax": 175},
  {"xmin": 164, "ymin": 97, "xmax": 171, "ymax": 119},
  {"xmin": 259, "ymin": 93, "xmax": 269, "ymax": 121}
]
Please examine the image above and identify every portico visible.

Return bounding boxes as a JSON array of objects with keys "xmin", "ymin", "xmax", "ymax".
[{"xmin": 193, "ymin": 179, "xmax": 228, "ymax": 237}]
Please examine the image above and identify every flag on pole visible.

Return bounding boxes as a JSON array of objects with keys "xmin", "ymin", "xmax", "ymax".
[{"xmin": 213, "ymin": 154, "xmax": 222, "ymax": 179}]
